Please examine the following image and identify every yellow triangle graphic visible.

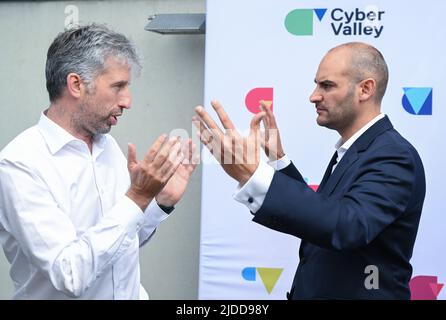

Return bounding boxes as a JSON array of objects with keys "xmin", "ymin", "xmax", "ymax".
[
  {"xmin": 261, "ymin": 100, "xmax": 273, "ymax": 108},
  {"xmin": 257, "ymin": 268, "xmax": 283, "ymax": 294}
]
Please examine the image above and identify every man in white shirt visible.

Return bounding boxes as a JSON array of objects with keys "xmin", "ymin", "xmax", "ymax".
[
  {"xmin": 0, "ymin": 24, "xmax": 196, "ymax": 299},
  {"xmin": 193, "ymin": 42, "xmax": 425, "ymax": 299}
]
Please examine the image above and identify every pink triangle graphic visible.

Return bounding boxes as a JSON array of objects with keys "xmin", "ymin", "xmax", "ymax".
[{"xmin": 429, "ymin": 283, "xmax": 444, "ymax": 297}]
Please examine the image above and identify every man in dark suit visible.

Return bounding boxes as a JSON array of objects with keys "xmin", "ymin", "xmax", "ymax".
[{"xmin": 193, "ymin": 42, "xmax": 426, "ymax": 299}]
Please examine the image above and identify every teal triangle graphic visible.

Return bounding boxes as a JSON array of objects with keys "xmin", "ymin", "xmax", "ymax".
[
  {"xmin": 314, "ymin": 8, "xmax": 327, "ymax": 21},
  {"xmin": 403, "ymin": 88, "xmax": 432, "ymax": 114}
]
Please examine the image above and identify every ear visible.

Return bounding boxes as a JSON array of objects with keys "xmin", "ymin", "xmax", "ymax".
[
  {"xmin": 358, "ymin": 78, "xmax": 376, "ymax": 102},
  {"xmin": 66, "ymin": 73, "xmax": 84, "ymax": 99}
]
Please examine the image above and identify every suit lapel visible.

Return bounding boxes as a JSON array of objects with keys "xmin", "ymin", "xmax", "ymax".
[
  {"xmin": 299, "ymin": 116, "xmax": 394, "ymax": 262},
  {"xmin": 318, "ymin": 116, "xmax": 394, "ymax": 196},
  {"xmin": 320, "ymin": 148, "xmax": 358, "ymax": 195},
  {"xmin": 317, "ymin": 152, "xmax": 338, "ymax": 192}
]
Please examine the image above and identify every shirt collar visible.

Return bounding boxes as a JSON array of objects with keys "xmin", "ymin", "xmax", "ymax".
[
  {"xmin": 38, "ymin": 111, "xmax": 107, "ymax": 155},
  {"xmin": 335, "ymin": 113, "xmax": 386, "ymax": 156}
]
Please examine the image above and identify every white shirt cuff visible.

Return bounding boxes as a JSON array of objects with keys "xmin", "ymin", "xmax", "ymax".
[
  {"xmin": 144, "ymin": 200, "xmax": 170, "ymax": 225},
  {"xmin": 233, "ymin": 161, "xmax": 275, "ymax": 213},
  {"xmin": 268, "ymin": 155, "xmax": 291, "ymax": 170},
  {"xmin": 110, "ymin": 196, "xmax": 145, "ymax": 233},
  {"xmin": 138, "ymin": 200, "xmax": 170, "ymax": 247}
]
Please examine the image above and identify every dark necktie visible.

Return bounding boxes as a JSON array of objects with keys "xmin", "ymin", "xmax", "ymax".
[{"xmin": 318, "ymin": 151, "xmax": 338, "ymax": 191}]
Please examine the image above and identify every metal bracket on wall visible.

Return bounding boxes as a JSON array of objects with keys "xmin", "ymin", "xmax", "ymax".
[{"xmin": 145, "ymin": 13, "xmax": 206, "ymax": 35}]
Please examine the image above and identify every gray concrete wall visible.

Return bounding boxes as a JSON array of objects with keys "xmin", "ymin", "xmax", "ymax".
[{"xmin": 0, "ymin": 0, "xmax": 205, "ymax": 299}]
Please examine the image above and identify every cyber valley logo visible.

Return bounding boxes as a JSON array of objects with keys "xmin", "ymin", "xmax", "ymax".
[
  {"xmin": 402, "ymin": 87, "xmax": 433, "ymax": 115},
  {"xmin": 285, "ymin": 7, "xmax": 385, "ymax": 38},
  {"xmin": 242, "ymin": 267, "xmax": 283, "ymax": 294}
]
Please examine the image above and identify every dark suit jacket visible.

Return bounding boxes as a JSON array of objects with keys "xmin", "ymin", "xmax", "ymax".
[{"xmin": 253, "ymin": 116, "xmax": 426, "ymax": 299}]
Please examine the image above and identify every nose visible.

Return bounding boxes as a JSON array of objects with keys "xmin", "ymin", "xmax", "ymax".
[
  {"xmin": 309, "ymin": 89, "xmax": 322, "ymax": 104},
  {"xmin": 119, "ymin": 89, "xmax": 132, "ymax": 110}
]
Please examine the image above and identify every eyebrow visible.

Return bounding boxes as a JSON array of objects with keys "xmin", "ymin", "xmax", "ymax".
[
  {"xmin": 314, "ymin": 79, "xmax": 336, "ymax": 86},
  {"xmin": 111, "ymin": 80, "xmax": 129, "ymax": 87}
]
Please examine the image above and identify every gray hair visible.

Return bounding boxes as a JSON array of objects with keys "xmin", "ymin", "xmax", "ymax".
[
  {"xmin": 332, "ymin": 42, "xmax": 389, "ymax": 104},
  {"xmin": 45, "ymin": 24, "xmax": 142, "ymax": 102}
]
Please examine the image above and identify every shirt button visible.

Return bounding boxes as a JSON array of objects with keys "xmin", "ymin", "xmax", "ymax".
[{"xmin": 248, "ymin": 197, "xmax": 254, "ymax": 203}]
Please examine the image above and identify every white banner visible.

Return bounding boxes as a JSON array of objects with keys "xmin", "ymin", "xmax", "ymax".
[{"xmin": 199, "ymin": 0, "xmax": 445, "ymax": 299}]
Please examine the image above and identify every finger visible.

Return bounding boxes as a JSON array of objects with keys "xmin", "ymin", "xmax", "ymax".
[
  {"xmin": 190, "ymin": 154, "xmax": 200, "ymax": 168},
  {"xmin": 190, "ymin": 142, "xmax": 197, "ymax": 161},
  {"xmin": 259, "ymin": 131, "xmax": 266, "ymax": 149},
  {"xmin": 189, "ymin": 139, "xmax": 195, "ymax": 154},
  {"xmin": 196, "ymin": 129, "xmax": 223, "ymax": 163},
  {"xmin": 163, "ymin": 150, "xmax": 185, "ymax": 178},
  {"xmin": 192, "ymin": 115, "xmax": 209, "ymax": 138},
  {"xmin": 260, "ymin": 100, "xmax": 278, "ymax": 129},
  {"xmin": 193, "ymin": 117, "xmax": 215, "ymax": 149},
  {"xmin": 250, "ymin": 111, "xmax": 265, "ymax": 135},
  {"xmin": 187, "ymin": 141, "xmax": 200, "ymax": 167},
  {"xmin": 260, "ymin": 114, "xmax": 270, "ymax": 141},
  {"xmin": 260, "ymin": 100, "xmax": 273, "ymax": 110},
  {"xmin": 167, "ymin": 139, "xmax": 183, "ymax": 163},
  {"xmin": 127, "ymin": 143, "xmax": 137, "ymax": 171},
  {"xmin": 259, "ymin": 101, "xmax": 271, "ymax": 128},
  {"xmin": 184, "ymin": 150, "xmax": 199, "ymax": 171},
  {"xmin": 181, "ymin": 139, "xmax": 195, "ymax": 165},
  {"xmin": 183, "ymin": 138, "xmax": 193, "ymax": 158},
  {"xmin": 196, "ymin": 130, "xmax": 216, "ymax": 156},
  {"xmin": 261, "ymin": 109, "xmax": 270, "ymax": 129},
  {"xmin": 193, "ymin": 115, "xmax": 224, "ymax": 163},
  {"xmin": 210, "ymin": 100, "xmax": 236, "ymax": 131},
  {"xmin": 153, "ymin": 137, "xmax": 180, "ymax": 167},
  {"xmin": 143, "ymin": 134, "xmax": 168, "ymax": 164},
  {"xmin": 195, "ymin": 105, "xmax": 224, "ymax": 136}
]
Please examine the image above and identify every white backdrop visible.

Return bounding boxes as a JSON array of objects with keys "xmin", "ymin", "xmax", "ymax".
[{"xmin": 199, "ymin": 0, "xmax": 445, "ymax": 299}]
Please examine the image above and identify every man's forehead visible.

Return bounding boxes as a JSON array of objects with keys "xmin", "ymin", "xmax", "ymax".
[
  {"xmin": 103, "ymin": 57, "xmax": 131, "ymax": 71},
  {"xmin": 97, "ymin": 57, "xmax": 132, "ymax": 80},
  {"xmin": 316, "ymin": 51, "xmax": 350, "ymax": 81}
]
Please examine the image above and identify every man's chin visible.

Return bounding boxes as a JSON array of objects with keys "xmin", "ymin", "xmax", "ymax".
[
  {"xmin": 316, "ymin": 116, "xmax": 327, "ymax": 127},
  {"xmin": 316, "ymin": 117, "xmax": 335, "ymax": 130},
  {"xmin": 96, "ymin": 125, "xmax": 112, "ymax": 135}
]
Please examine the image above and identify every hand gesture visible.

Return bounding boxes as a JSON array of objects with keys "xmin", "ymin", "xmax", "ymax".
[
  {"xmin": 155, "ymin": 139, "xmax": 198, "ymax": 207},
  {"xmin": 193, "ymin": 100, "xmax": 264, "ymax": 185},
  {"xmin": 259, "ymin": 100, "xmax": 285, "ymax": 161},
  {"xmin": 126, "ymin": 135, "xmax": 185, "ymax": 211}
]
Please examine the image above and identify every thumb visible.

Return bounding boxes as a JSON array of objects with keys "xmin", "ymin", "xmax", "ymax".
[
  {"xmin": 127, "ymin": 143, "xmax": 137, "ymax": 170},
  {"xmin": 250, "ymin": 111, "xmax": 265, "ymax": 136},
  {"xmin": 259, "ymin": 130, "xmax": 266, "ymax": 148}
]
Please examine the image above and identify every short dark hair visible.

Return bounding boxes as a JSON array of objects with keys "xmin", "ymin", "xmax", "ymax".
[{"xmin": 333, "ymin": 42, "xmax": 389, "ymax": 103}]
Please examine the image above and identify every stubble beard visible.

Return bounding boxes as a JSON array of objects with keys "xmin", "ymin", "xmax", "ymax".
[
  {"xmin": 74, "ymin": 100, "xmax": 112, "ymax": 138},
  {"xmin": 316, "ymin": 88, "xmax": 356, "ymax": 132}
]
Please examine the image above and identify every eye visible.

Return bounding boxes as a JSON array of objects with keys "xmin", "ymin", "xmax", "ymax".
[
  {"xmin": 319, "ymin": 82, "xmax": 335, "ymax": 90},
  {"xmin": 112, "ymin": 81, "xmax": 129, "ymax": 91}
]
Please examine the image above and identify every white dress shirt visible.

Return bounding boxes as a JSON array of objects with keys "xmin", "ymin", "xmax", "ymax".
[
  {"xmin": 0, "ymin": 113, "xmax": 169, "ymax": 299},
  {"xmin": 234, "ymin": 114, "xmax": 385, "ymax": 213}
]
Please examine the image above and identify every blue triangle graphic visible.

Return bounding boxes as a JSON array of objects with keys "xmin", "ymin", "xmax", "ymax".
[
  {"xmin": 403, "ymin": 87, "xmax": 432, "ymax": 114},
  {"xmin": 314, "ymin": 8, "xmax": 327, "ymax": 21},
  {"xmin": 418, "ymin": 91, "xmax": 433, "ymax": 115}
]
